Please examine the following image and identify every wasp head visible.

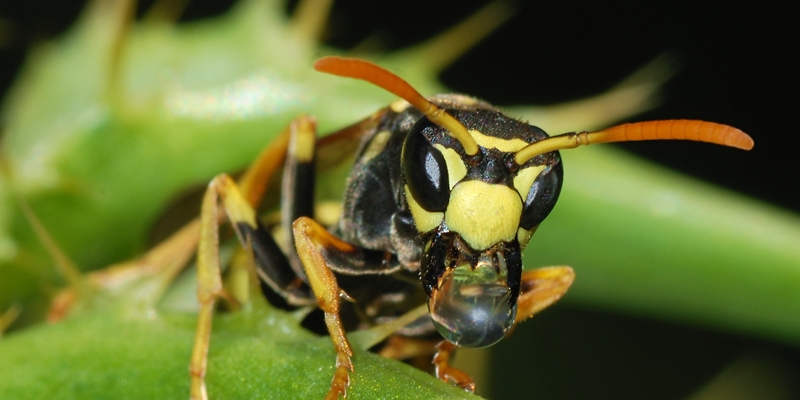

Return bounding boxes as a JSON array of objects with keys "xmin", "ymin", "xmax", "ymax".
[
  {"xmin": 401, "ymin": 97, "xmax": 563, "ymax": 347},
  {"xmin": 314, "ymin": 56, "xmax": 752, "ymax": 348}
]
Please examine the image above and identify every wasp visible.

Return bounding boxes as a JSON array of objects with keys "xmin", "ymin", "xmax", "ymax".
[{"xmin": 188, "ymin": 56, "xmax": 753, "ymax": 399}]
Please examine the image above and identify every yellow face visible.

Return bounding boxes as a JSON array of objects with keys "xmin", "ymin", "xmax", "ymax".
[
  {"xmin": 400, "ymin": 105, "xmax": 564, "ymax": 349},
  {"xmin": 404, "ymin": 128, "xmax": 550, "ymax": 251}
]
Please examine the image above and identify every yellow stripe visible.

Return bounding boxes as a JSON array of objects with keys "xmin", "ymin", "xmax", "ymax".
[
  {"xmin": 360, "ymin": 130, "xmax": 392, "ymax": 163},
  {"xmin": 212, "ymin": 175, "xmax": 257, "ymax": 227},
  {"xmin": 469, "ymin": 129, "xmax": 529, "ymax": 152},
  {"xmin": 434, "ymin": 144, "xmax": 467, "ymax": 189},
  {"xmin": 517, "ymin": 226, "xmax": 536, "ymax": 249},
  {"xmin": 513, "ymin": 165, "xmax": 546, "ymax": 200},
  {"xmin": 390, "ymin": 99, "xmax": 411, "ymax": 113},
  {"xmin": 404, "ymin": 185, "xmax": 444, "ymax": 233},
  {"xmin": 293, "ymin": 118, "xmax": 316, "ymax": 163}
]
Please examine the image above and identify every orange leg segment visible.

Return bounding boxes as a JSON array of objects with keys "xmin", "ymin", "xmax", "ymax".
[
  {"xmin": 515, "ymin": 266, "xmax": 575, "ymax": 324},
  {"xmin": 430, "ymin": 266, "xmax": 574, "ymax": 394},
  {"xmin": 433, "ymin": 340, "xmax": 476, "ymax": 392},
  {"xmin": 292, "ymin": 216, "xmax": 356, "ymax": 400}
]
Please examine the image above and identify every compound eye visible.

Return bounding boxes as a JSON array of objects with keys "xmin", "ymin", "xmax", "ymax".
[
  {"xmin": 520, "ymin": 162, "xmax": 564, "ymax": 230},
  {"xmin": 428, "ymin": 264, "xmax": 517, "ymax": 348},
  {"xmin": 402, "ymin": 120, "xmax": 450, "ymax": 212}
]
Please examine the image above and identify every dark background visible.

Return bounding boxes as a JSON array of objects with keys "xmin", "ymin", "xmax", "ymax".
[
  {"xmin": 1, "ymin": 1, "xmax": 797, "ymax": 399},
  {"xmin": 1, "ymin": 0, "xmax": 796, "ymax": 213}
]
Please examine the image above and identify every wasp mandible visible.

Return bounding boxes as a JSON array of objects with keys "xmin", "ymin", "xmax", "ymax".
[{"xmin": 189, "ymin": 57, "xmax": 753, "ymax": 399}]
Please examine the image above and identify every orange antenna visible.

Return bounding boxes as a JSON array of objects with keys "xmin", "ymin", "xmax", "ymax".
[
  {"xmin": 314, "ymin": 56, "xmax": 480, "ymax": 156},
  {"xmin": 515, "ymin": 120, "xmax": 754, "ymax": 165}
]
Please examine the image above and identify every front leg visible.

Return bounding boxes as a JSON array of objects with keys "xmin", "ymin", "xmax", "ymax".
[
  {"xmin": 433, "ymin": 340, "xmax": 476, "ymax": 392},
  {"xmin": 515, "ymin": 266, "xmax": 575, "ymax": 323},
  {"xmin": 431, "ymin": 266, "xmax": 574, "ymax": 392},
  {"xmin": 292, "ymin": 216, "xmax": 359, "ymax": 400}
]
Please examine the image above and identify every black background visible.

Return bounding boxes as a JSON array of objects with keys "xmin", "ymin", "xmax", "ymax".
[{"xmin": 1, "ymin": 1, "xmax": 797, "ymax": 399}]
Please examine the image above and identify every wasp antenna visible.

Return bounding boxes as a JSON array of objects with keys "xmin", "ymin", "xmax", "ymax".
[
  {"xmin": 314, "ymin": 56, "xmax": 480, "ymax": 155},
  {"xmin": 515, "ymin": 119, "xmax": 754, "ymax": 165}
]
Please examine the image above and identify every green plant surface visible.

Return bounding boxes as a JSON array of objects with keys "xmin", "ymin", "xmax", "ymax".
[
  {"xmin": 0, "ymin": 304, "xmax": 477, "ymax": 399},
  {"xmin": 0, "ymin": 0, "xmax": 797, "ymax": 399}
]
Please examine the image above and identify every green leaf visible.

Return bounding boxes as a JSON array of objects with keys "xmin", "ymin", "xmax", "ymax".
[{"xmin": 0, "ymin": 306, "xmax": 476, "ymax": 399}]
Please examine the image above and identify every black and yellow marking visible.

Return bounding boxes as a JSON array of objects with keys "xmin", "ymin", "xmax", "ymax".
[
  {"xmin": 281, "ymin": 116, "xmax": 318, "ymax": 280},
  {"xmin": 404, "ymin": 125, "xmax": 549, "ymax": 251}
]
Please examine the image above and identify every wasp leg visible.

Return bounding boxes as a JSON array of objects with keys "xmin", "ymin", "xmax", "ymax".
[
  {"xmin": 191, "ymin": 175, "xmax": 232, "ymax": 400},
  {"xmin": 433, "ymin": 340, "xmax": 476, "ymax": 392},
  {"xmin": 190, "ymin": 174, "xmax": 315, "ymax": 400},
  {"xmin": 515, "ymin": 266, "xmax": 575, "ymax": 323},
  {"xmin": 237, "ymin": 115, "xmax": 321, "ymax": 307},
  {"xmin": 293, "ymin": 216, "xmax": 362, "ymax": 400},
  {"xmin": 190, "ymin": 116, "xmax": 319, "ymax": 400},
  {"xmin": 429, "ymin": 266, "xmax": 575, "ymax": 393},
  {"xmin": 280, "ymin": 116, "xmax": 318, "ymax": 281}
]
